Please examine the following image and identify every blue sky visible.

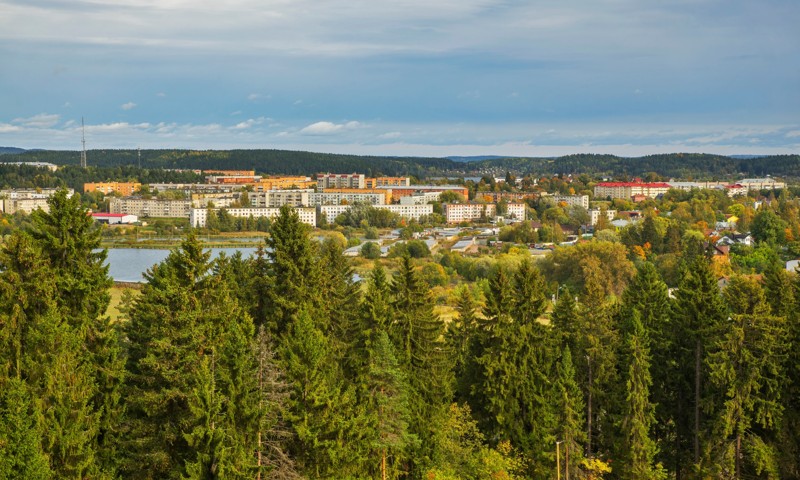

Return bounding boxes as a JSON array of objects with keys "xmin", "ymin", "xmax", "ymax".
[{"xmin": 1, "ymin": 0, "xmax": 798, "ymax": 156}]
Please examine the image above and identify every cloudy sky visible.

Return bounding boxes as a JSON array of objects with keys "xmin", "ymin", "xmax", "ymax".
[{"xmin": 1, "ymin": 0, "xmax": 798, "ymax": 156}]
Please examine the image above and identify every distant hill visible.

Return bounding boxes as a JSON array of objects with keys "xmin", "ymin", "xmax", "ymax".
[
  {"xmin": 4, "ymin": 148, "xmax": 800, "ymax": 181},
  {"xmin": 0, "ymin": 147, "xmax": 27, "ymax": 154}
]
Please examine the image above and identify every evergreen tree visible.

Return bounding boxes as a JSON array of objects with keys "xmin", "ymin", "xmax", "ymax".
[
  {"xmin": 707, "ymin": 296, "xmax": 787, "ymax": 479},
  {"xmin": 618, "ymin": 312, "xmax": 664, "ymax": 480},
  {"xmin": 366, "ymin": 331, "xmax": 417, "ymax": 480},
  {"xmin": 447, "ymin": 285, "xmax": 479, "ymax": 405},
  {"xmin": 317, "ymin": 238, "xmax": 361, "ymax": 348},
  {"xmin": 0, "ymin": 378, "xmax": 52, "ymax": 480},
  {"xmin": 122, "ymin": 234, "xmax": 213, "ymax": 478},
  {"xmin": 263, "ymin": 204, "xmax": 320, "ymax": 335},
  {"xmin": 671, "ymin": 255, "xmax": 727, "ymax": 476},
  {"xmin": 554, "ymin": 346, "xmax": 585, "ymax": 479},
  {"xmin": 390, "ymin": 255, "xmax": 452, "ymax": 473},
  {"xmin": 619, "ymin": 262, "xmax": 672, "ymax": 469},
  {"xmin": 579, "ymin": 256, "xmax": 619, "ymax": 459},
  {"xmin": 28, "ymin": 188, "xmax": 123, "ymax": 476},
  {"xmin": 479, "ymin": 260, "xmax": 556, "ymax": 479},
  {"xmin": 551, "ymin": 285, "xmax": 579, "ymax": 352},
  {"xmin": 280, "ymin": 307, "xmax": 363, "ymax": 478}
]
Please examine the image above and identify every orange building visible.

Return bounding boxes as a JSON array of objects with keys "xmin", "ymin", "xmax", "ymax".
[
  {"xmin": 84, "ymin": 182, "xmax": 141, "ymax": 196},
  {"xmin": 252, "ymin": 176, "xmax": 316, "ymax": 191},
  {"xmin": 365, "ymin": 176, "xmax": 411, "ymax": 188}
]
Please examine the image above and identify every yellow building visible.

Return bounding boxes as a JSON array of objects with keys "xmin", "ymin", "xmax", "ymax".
[
  {"xmin": 252, "ymin": 177, "xmax": 316, "ymax": 191},
  {"xmin": 84, "ymin": 182, "xmax": 142, "ymax": 196}
]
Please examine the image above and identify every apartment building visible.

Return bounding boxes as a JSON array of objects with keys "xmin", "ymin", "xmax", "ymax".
[
  {"xmin": 84, "ymin": 182, "xmax": 142, "ymax": 196},
  {"xmin": 309, "ymin": 190, "xmax": 387, "ymax": 206},
  {"xmin": 202, "ymin": 170, "xmax": 255, "ymax": 176},
  {"xmin": 593, "ymin": 182, "xmax": 671, "ymax": 200},
  {"xmin": 191, "ymin": 192, "xmax": 241, "ymax": 208},
  {"xmin": 317, "ymin": 173, "xmax": 366, "ymax": 189},
  {"xmin": 503, "ymin": 203, "xmax": 527, "ymax": 220},
  {"xmin": 378, "ymin": 185, "xmax": 469, "ymax": 202},
  {"xmin": 190, "ymin": 207, "xmax": 317, "ymax": 228},
  {"xmin": 365, "ymin": 176, "xmax": 411, "ymax": 188},
  {"xmin": 399, "ymin": 192, "xmax": 441, "ymax": 205},
  {"xmin": 318, "ymin": 204, "xmax": 433, "ymax": 223},
  {"xmin": 0, "ymin": 188, "xmax": 74, "ymax": 214},
  {"xmin": 738, "ymin": 178, "xmax": 786, "ymax": 191},
  {"xmin": 551, "ymin": 194, "xmax": 589, "ymax": 209},
  {"xmin": 205, "ymin": 174, "xmax": 262, "ymax": 184},
  {"xmin": 251, "ymin": 189, "xmax": 312, "ymax": 208},
  {"xmin": 253, "ymin": 176, "xmax": 316, "ymax": 191},
  {"xmin": 443, "ymin": 203, "xmax": 497, "ymax": 223},
  {"xmin": 109, "ymin": 197, "xmax": 192, "ymax": 218},
  {"xmin": 150, "ymin": 183, "xmax": 238, "ymax": 194},
  {"xmin": 589, "ymin": 208, "xmax": 617, "ymax": 226}
]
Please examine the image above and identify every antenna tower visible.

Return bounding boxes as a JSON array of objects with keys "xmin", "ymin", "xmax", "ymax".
[
  {"xmin": 80, "ymin": 117, "xmax": 87, "ymax": 168},
  {"xmin": 138, "ymin": 147, "xmax": 141, "ymax": 169}
]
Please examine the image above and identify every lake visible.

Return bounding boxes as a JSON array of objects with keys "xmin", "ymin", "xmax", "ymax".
[{"xmin": 104, "ymin": 247, "xmax": 260, "ymax": 283}]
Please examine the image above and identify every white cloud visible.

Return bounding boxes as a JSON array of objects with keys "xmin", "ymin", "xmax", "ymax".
[
  {"xmin": 248, "ymin": 93, "xmax": 269, "ymax": 101},
  {"xmin": 121, "ymin": 102, "xmax": 137, "ymax": 110},
  {"xmin": 786, "ymin": 130, "xmax": 800, "ymax": 138},
  {"xmin": 12, "ymin": 113, "xmax": 60, "ymax": 128},
  {"xmin": 231, "ymin": 117, "xmax": 265, "ymax": 130},
  {"xmin": 156, "ymin": 92, "xmax": 167, "ymax": 97},
  {"xmin": 0, "ymin": 124, "xmax": 22, "ymax": 133},
  {"xmin": 300, "ymin": 120, "xmax": 360, "ymax": 135},
  {"xmin": 379, "ymin": 131, "xmax": 402, "ymax": 139}
]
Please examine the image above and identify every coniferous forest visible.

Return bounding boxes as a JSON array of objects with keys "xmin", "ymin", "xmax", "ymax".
[{"xmin": 1, "ymin": 192, "xmax": 799, "ymax": 479}]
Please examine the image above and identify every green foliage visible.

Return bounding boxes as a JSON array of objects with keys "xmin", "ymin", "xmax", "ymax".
[
  {"xmin": 0, "ymin": 378, "xmax": 52, "ymax": 480},
  {"xmin": 360, "ymin": 241, "xmax": 381, "ymax": 259}
]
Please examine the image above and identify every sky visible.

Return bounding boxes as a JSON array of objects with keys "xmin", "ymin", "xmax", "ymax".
[{"xmin": 1, "ymin": 0, "xmax": 798, "ymax": 157}]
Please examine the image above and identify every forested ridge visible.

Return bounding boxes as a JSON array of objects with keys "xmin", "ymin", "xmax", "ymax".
[
  {"xmin": 4, "ymin": 149, "xmax": 800, "ymax": 180},
  {"xmin": 1, "ymin": 192, "xmax": 799, "ymax": 479}
]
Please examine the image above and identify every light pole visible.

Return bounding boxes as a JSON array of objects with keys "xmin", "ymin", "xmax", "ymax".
[{"xmin": 556, "ymin": 440, "xmax": 563, "ymax": 480}]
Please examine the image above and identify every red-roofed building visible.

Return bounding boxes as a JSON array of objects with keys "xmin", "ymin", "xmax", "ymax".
[
  {"xmin": 594, "ymin": 182, "xmax": 671, "ymax": 200},
  {"xmin": 724, "ymin": 184, "xmax": 748, "ymax": 197}
]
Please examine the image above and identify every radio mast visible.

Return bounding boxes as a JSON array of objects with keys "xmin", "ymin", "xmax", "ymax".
[{"xmin": 80, "ymin": 117, "xmax": 87, "ymax": 168}]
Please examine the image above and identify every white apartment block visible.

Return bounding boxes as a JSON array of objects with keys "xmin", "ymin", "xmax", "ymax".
[
  {"xmin": 552, "ymin": 195, "xmax": 590, "ymax": 209},
  {"xmin": 504, "ymin": 203, "xmax": 526, "ymax": 220},
  {"xmin": 399, "ymin": 192, "xmax": 441, "ymax": 205},
  {"xmin": 443, "ymin": 203, "xmax": 497, "ymax": 224},
  {"xmin": 593, "ymin": 182, "xmax": 671, "ymax": 200},
  {"xmin": 110, "ymin": 197, "xmax": 192, "ymax": 218},
  {"xmin": 737, "ymin": 178, "xmax": 786, "ymax": 191},
  {"xmin": 251, "ymin": 190, "xmax": 312, "ymax": 208},
  {"xmin": 317, "ymin": 173, "xmax": 366, "ymax": 190},
  {"xmin": 589, "ymin": 208, "xmax": 617, "ymax": 226},
  {"xmin": 190, "ymin": 207, "xmax": 317, "ymax": 228},
  {"xmin": 150, "ymin": 183, "xmax": 238, "ymax": 194},
  {"xmin": 309, "ymin": 191, "xmax": 387, "ymax": 206},
  {"xmin": 191, "ymin": 193, "xmax": 242, "ymax": 209},
  {"xmin": 0, "ymin": 188, "xmax": 75, "ymax": 214},
  {"xmin": 318, "ymin": 204, "xmax": 433, "ymax": 224},
  {"xmin": 666, "ymin": 181, "xmax": 727, "ymax": 191},
  {"xmin": 373, "ymin": 177, "xmax": 411, "ymax": 187}
]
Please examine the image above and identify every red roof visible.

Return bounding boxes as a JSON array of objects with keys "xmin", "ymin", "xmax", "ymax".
[
  {"xmin": 91, "ymin": 213, "xmax": 127, "ymax": 218},
  {"xmin": 597, "ymin": 182, "xmax": 671, "ymax": 188}
]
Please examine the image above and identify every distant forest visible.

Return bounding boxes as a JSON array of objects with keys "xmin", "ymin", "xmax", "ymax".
[{"xmin": 3, "ymin": 149, "xmax": 800, "ymax": 181}]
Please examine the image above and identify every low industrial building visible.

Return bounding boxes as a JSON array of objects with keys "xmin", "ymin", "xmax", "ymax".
[{"xmin": 91, "ymin": 213, "xmax": 139, "ymax": 224}]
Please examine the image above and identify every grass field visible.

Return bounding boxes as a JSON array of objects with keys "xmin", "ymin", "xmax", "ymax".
[{"xmin": 107, "ymin": 284, "xmax": 141, "ymax": 323}]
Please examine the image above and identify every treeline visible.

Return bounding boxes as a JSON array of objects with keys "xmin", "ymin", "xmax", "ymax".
[
  {"xmin": 1, "ymin": 194, "xmax": 799, "ymax": 479},
  {"xmin": 473, "ymin": 153, "xmax": 800, "ymax": 180},
  {"xmin": 0, "ymin": 164, "xmax": 203, "ymax": 191},
  {"xmin": 4, "ymin": 149, "xmax": 455, "ymax": 178},
  {"xmin": 5, "ymin": 149, "xmax": 800, "ymax": 180}
]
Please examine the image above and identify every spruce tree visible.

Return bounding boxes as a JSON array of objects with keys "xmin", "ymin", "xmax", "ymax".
[
  {"xmin": 671, "ymin": 254, "xmax": 727, "ymax": 476},
  {"xmin": 263, "ymin": 204, "xmax": 320, "ymax": 335},
  {"xmin": 554, "ymin": 346, "xmax": 586, "ymax": 479},
  {"xmin": 707, "ymin": 296, "xmax": 787, "ymax": 479},
  {"xmin": 618, "ymin": 311, "xmax": 664, "ymax": 480},
  {"xmin": 479, "ymin": 260, "xmax": 556, "ymax": 479},
  {"xmin": 447, "ymin": 285, "xmax": 479, "ymax": 406},
  {"xmin": 26, "ymin": 189, "xmax": 123, "ymax": 477},
  {"xmin": 0, "ymin": 378, "xmax": 52, "ymax": 480},
  {"xmin": 390, "ymin": 255, "xmax": 452, "ymax": 473},
  {"xmin": 366, "ymin": 331, "xmax": 417, "ymax": 480}
]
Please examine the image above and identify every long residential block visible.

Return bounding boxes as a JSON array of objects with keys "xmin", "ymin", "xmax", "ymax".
[{"xmin": 190, "ymin": 207, "xmax": 317, "ymax": 228}]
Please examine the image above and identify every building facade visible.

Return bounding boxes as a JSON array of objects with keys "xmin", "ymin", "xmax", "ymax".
[
  {"xmin": 317, "ymin": 173, "xmax": 366, "ymax": 189},
  {"xmin": 109, "ymin": 197, "xmax": 192, "ymax": 218},
  {"xmin": 443, "ymin": 203, "xmax": 497, "ymax": 223},
  {"xmin": 189, "ymin": 207, "xmax": 317, "ymax": 228},
  {"xmin": 318, "ymin": 204, "xmax": 433, "ymax": 223},
  {"xmin": 593, "ymin": 182, "xmax": 671, "ymax": 200},
  {"xmin": 0, "ymin": 188, "xmax": 74, "ymax": 214},
  {"xmin": 84, "ymin": 182, "xmax": 142, "ymax": 196},
  {"xmin": 551, "ymin": 194, "xmax": 590, "ymax": 209}
]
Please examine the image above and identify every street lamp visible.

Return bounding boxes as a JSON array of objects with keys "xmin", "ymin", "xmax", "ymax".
[{"xmin": 556, "ymin": 440, "xmax": 563, "ymax": 480}]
